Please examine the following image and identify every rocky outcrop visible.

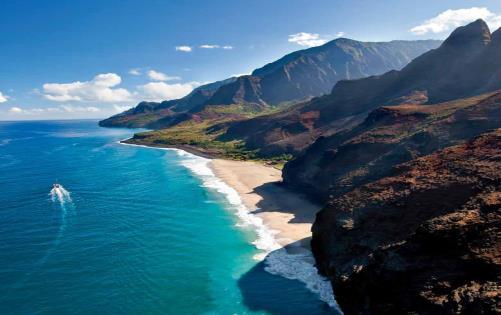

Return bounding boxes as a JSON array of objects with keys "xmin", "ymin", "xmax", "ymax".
[
  {"xmin": 282, "ymin": 91, "xmax": 501, "ymax": 201},
  {"xmin": 311, "ymin": 130, "xmax": 501, "ymax": 314}
]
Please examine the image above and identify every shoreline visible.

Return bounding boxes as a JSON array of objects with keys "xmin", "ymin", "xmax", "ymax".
[
  {"xmin": 122, "ymin": 138, "xmax": 320, "ymax": 250},
  {"xmin": 118, "ymin": 139, "xmax": 339, "ymax": 309},
  {"xmin": 210, "ymin": 159, "xmax": 320, "ymax": 250},
  {"xmin": 121, "ymin": 139, "xmax": 218, "ymax": 159}
]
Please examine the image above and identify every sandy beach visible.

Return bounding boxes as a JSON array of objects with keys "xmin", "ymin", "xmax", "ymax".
[{"xmin": 210, "ymin": 159, "xmax": 321, "ymax": 249}]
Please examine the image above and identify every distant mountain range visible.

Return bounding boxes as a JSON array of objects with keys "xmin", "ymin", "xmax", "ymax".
[
  {"xmin": 217, "ymin": 20, "xmax": 501, "ymax": 157},
  {"xmin": 99, "ymin": 38, "xmax": 440, "ymax": 128}
]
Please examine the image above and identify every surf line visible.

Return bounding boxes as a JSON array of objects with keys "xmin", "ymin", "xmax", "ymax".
[{"xmin": 118, "ymin": 139, "xmax": 340, "ymax": 310}]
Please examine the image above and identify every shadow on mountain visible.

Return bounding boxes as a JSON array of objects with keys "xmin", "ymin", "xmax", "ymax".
[{"xmin": 237, "ymin": 240, "xmax": 340, "ymax": 315}]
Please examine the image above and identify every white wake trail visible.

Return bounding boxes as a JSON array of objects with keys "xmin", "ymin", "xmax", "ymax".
[
  {"xmin": 38, "ymin": 184, "xmax": 74, "ymax": 265},
  {"xmin": 5, "ymin": 185, "xmax": 75, "ymax": 298}
]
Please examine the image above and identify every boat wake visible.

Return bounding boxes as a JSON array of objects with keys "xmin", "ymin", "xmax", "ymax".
[
  {"xmin": 46, "ymin": 185, "xmax": 73, "ymax": 261},
  {"xmin": 31, "ymin": 185, "xmax": 74, "ymax": 269},
  {"xmin": 4, "ymin": 185, "xmax": 75, "ymax": 299}
]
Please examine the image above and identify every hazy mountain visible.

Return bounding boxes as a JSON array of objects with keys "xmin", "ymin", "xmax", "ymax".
[
  {"xmin": 99, "ymin": 77, "xmax": 237, "ymax": 128},
  {"xmin": 100, "ymin": 39, "xmax": 441, "ymax": 128},
  {"xmin": 203, "ymin": 39, "xmax": 442, "ymax": 106}
]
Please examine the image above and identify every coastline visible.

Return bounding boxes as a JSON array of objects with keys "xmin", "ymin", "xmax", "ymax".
[
  {"xmin": 121, "ymin": 138, "xmax": 320, "ymax": 249},
  {"xmin": 118, "ymin": 139, "xmax": 339, "ymax": 309},
  {"xmin": 121, "ymin": 139, "xmax": 218, "ymax": 159},
  {"xmin": 210, "ymin": 159, "xmax": 319, "ymax": 250}
]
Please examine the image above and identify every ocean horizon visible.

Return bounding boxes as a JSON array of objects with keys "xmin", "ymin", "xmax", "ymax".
[{"xmin": 0, "ymin": 120, "xmax": 338, "ymax": 314}]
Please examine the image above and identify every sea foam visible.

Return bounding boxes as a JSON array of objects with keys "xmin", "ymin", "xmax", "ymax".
[{"xmin": 119, "ymin": 140, "xmax": 340, "ymax": 310}]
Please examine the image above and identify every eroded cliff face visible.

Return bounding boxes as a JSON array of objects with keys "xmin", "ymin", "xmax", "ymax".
[
  {"xmin": 282, "ymin": 91, "xmax": 501, "ymax": 201},
  {"xmin": 311, "ymin": 130, "xmax": 500, "ymax": 314}
]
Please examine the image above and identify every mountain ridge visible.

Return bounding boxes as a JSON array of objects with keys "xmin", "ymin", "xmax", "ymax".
[
  {"xmin": 217, "ymin": 19, "xmax": 501, "ymax": 157},
  {"xmin": 100, "ymin": 38, "xmax": 441, "ymax": 129}
]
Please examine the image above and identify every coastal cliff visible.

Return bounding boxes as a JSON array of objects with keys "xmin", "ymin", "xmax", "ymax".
[
  {"xmin": 285, "ymin": 20, "xmax": 501, "ymax": 314},
  {"xmin": 311, "ymin": 130, "xmax": 500, "ymax": 314},
  {"xmin": 282, "ymin": 91, "xmax": 501, "ymax": 201}
]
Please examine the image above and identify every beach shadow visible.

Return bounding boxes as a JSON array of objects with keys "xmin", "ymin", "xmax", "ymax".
[
  {"xmin": 237, "ymin": 240, "xmax": 340, "ymax": 315},
  {"xmin": 250, "ymin": 182, "xmax": 321, "ymax": 224}
]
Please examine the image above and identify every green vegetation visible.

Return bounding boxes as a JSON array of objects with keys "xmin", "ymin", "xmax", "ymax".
[{"xmin": 127, "ymin": 105, "xmax": 293, "ymax": 166}]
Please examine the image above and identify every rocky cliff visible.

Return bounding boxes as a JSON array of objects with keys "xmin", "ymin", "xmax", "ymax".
[
  {"xmin": 282, "ymin": 91, "xmax": 501, "ymax": 201},
  {"xmin": 269, "ymin": 20, "xmax": 501, "ymax": 314},
  {"xmin": 311, "ymin": 130, "xmax": 500, "ymax": 314}
]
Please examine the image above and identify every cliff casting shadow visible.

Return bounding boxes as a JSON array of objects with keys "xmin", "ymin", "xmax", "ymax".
[
  {"xmin": 237, "ymin": 240, "xmax": 340, "ymax": 315},
  {"xmin": 250, "ymin": 182, "xmax": 321, "ymax": 224}
]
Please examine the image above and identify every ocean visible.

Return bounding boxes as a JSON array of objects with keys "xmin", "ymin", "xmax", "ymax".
[{"xmin": 0, "ymin": 120, "xmax": 339, "ymax": 315}]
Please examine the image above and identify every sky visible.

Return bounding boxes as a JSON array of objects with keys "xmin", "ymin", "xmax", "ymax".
[{"xmin": 1, "ymin": 0, "xmax": 501, "ymax": 121}]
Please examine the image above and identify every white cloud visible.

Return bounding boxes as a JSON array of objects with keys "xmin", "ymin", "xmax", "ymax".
[
  {"xmin": 129, "ymin": 68, "xmax": 141, "ymax": 76},
  {"xmin": 147, "ymin": 70, "xmax": 181, "ymax": 81},
  {"xmin": 411, "ymin": 7, "xmax": 501, "ymax": 35},
  {"xmin": 43, "ymin": 73, "xmax": 132, "ymax": 102},
  {"xmin": 231, "ymin": 71, "xmax": 252, "ymax": 77},
  {"xmin": 113, "ymin": 104, "xmax": 133, "ymax": 113},
  {"xmin": 288, "ymin": 32, "xmax": 328, "ymax": 47},
  {"xmin": 138, "ymin": 81, "xmax": 200, "ymax": 102},
  {"xmin": 200, "ymin": 44, "xmax": 220, "ymax": 49},
  {"xmin": 175, "ymin": 46, "xmax": 192, "ymax": 52},
  {"xmin": 199, "ymin": 44, "xmax": 233, "ymax": 50},
  {"xmin": 0, "ymin": 91, "xmax": 8, "ymax": 103},
  {"xmin": 336, "ymin": 31, "xmax": 345, "ymax": 37},
  {"xmin": 59, "ymin": 105, "xmax": 100, "ymax": 113},
  {"xmin": 9, "ymin": 107, "xmax": 23, "ymax": 113},
  {"xmin": 8, "ymin": 105, "xmax": 101, "ymax": 115}
]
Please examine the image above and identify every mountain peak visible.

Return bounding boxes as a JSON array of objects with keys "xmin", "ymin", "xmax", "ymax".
[{"xmin": 443, "ymin": 19, "xmax": 491, "ymax": 49}]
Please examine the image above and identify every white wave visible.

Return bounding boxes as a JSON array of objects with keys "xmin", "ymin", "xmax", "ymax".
[
  {"xmin": 118, "ymin": 140, "xmax": 341, "ymax": 310},
  {"xmin": 265, "ymin": 248, "xmax": 339, "ymax": 309}
]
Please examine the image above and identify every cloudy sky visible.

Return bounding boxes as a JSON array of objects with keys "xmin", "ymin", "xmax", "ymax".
[{"xmin": 1, "ymin": 0, "xmax": 501, "ymax": 120}]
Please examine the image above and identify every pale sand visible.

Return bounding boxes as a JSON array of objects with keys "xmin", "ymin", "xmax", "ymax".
[{"xmin": 210, "ymin": 159, "xmax": 321, "ymax": 249}]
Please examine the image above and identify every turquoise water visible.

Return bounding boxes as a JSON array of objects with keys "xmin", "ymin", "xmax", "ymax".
[{"xmin": 0, "ymin": 120, "xmax": 338, "ymax": 315}]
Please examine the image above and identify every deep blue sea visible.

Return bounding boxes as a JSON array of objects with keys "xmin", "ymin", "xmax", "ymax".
[{"xmin": 0, "ymin": 120, "xmax": 339, "ymax": 315}]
